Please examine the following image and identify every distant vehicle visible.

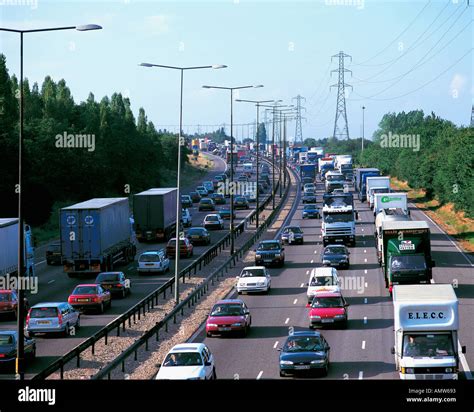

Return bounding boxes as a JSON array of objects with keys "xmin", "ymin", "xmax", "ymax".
[
  {"xmin": 234, "ymin": 196, "xmax": 249, "ymax": 210},
  {"xmin": 209, "ymin": 193, "xmax": 226, "ymax": 205},
  {"xmin": 181, "ymin": 208, "xmax": 192, "ymax": 228},
  {"xmin": 189, "ymin": 192, "xmax": 202, "ymax": 203},
  {"xmin": 206, "ymin": 299, "xmax": 251, "ymax": 337},
  {"xmin": 321, "ymin": 245, "xmax": 350, "ymax": 269},
  {"xmin": 94, "ymin": 272, "xmax": 131, "ymax": 298},
  {"xmin": 26, "ymin": 302, "xmax": 80, "ymax": 337},
  {"xmin": 218, "ymin": 207, "xmax": 235, "ymax": 220},
  {"xmin": 236, "ymin": 266, "xmax": 271, "ymax": 294},
  {"xmin": 255, "ymin": 240, "xmax": 285, "ymax": 267},
  {"xmin": 243, "ymin": 191, "xmax": 257, "ymax": 203},
  {"xmin": 281, "ymin": 226, "xmax": 304, "ymax": 245},
  {"xmin": 237, "ymin": 175, "xmax": 249, "ymax": 183},
  {"xmin": 306, "ymin": 267, "xmax": 340, "ymax": 303},
  {"xmin": 46, "ymin": 242, "xmax": 62, "ymax": 265},
  {"xmin": 196, "ymin": 186, "xmax": 209, "ymax": 197},
  {"xmin": 181, "ymin": 195, "xmax": 193, "ymax": 209},
  {"xmin": 138, "ymin": 250, "xmax": 170, "ymax": 274},
  {"xmin": 302, "ymin": 204, "xmax": 320, "ymax": 219},
  {"xmin": 278, "ymin": 331, "xmax": 330, "ymax": 377},
  {"xmin": 306, "ymin": 291, "xmax": 349, "ymax": 329},
  {"xmin": 186, "ymin": 227, "xmax": 211, "ymax": 245},
  {"xmin": 198, "ymin": 198, "xmax": 215, "ymax": 211},
  {"xmin": 302, "ymin": 193, "xmax": 317, "ymax": 204},
  {"xmin": 68, "ymin": 284, "xmax": 112, "ymax": 313},
  {"xmin": 303, "ymin": 183, "xmax": 316, "ymax": 193},
  {"xmin": 166, "ymin": 238, "xmax": 194, "ymax": 258},
  {"xmin": 0, "ymin": 331, "xmax": 36, "ymax": 366},
  {"xmin": 0, "ymin": 290, "xmax": 29, "ymax": 320},
  {"xmin": 155, "ymin": 343, "xmax": 216, "ymax": 380},
  {"xmin": 203, "ymin": 214, "xmax": 224, "ymax": 230},
  {"xmin": 203, "ymin": 181, "xmax": 214, "ymax": 194}
]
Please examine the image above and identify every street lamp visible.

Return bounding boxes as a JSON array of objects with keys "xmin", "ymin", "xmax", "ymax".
[
  {"xmin": 362, "ymin": 105, "xmax": 366, "ymax": 152},
  {"xmin": 274, "ymin": 107, "xmax": 295, "ymax": 197},
  {"xmin": 140, "ymin": 63, "xmax": 227, "ymax": 305},
  {"xmin": 202, "ymin": 84, "xmax": 263, "ymax": 255},
  {"xmin": 235, "ymin": 99, "xmax": 277, "ymax": 229},
  {"xmin": 0, "ymin": 23, "xmax": 102, "ymax": 379},
  {"xmin": 281, "ymin": 112, "xmax": 297, "ymax": 189}
]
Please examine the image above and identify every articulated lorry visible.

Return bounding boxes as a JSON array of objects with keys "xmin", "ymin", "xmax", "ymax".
[
  {"xmin": 375, "ymin": 208, "xmax": 411, "ymax": 265},
  {"xmin": 318, "ymin": 157, "xmax": 334, "ymax": 178},
  {"xmin": 366, "ymin": 176, "xmax": 391, "ymax": 208},
  {"xmin": 380, "ymin": 220, "xmax": 435, "ymax": 294},
  {"xmin": 133, "ymin": 188, "xmax": 178, "ymax": 242},
  {"xmin": 61, "ymin": 198, "xmax": 136, "ymax": 277},
  {"xmin": 354, "ymin": 168, "xmax": 380, "ymax": 202},
  {"xmin": 321, "ymin": 193, "xmax": 357, "ymax": 247},
  {"xmin": 300, "ymin": 163, "xmax": 316, "ymax": 188},
  {"xmin": 334, "ymin": 155, "xmax": 353, "ymax": 181},
  {"xmin": 392, "ymin": 284, "xmax": 466, "ymax": 380},
  {"xmin": 325, "ymin": 170, "xmax": 346, "ymax": 193},
  {"xmin": 0, "ymin": 218, "xmax": 36, "ymax": 277},
  {"xmin": 373, "ymin": 193, "xmax": 408, "ymax": 217}
]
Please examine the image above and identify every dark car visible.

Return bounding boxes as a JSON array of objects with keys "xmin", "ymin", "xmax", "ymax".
[
  {"xmin": 218, "ymin": 207, "xmax": 236, "ymax": 220},
  {"xmin": 198, "ymin": 198, "xmax": 216, "ymax": 211},
  {"xmin": 0, "ymin": 331, "xmax": 36, "ymax": 368},
  {"xmin": 186, "ymin": 227, "xmax": 211, "ymax": 245},
  {"xmin": 181, "ymin": 195, "xmax": 193, "ymax": 209},
  {"xmin": 281, "ymin": 226, "xmax": 304, "ymax": 245},
  {"xmin": 234, "ymin": 196, "xmax": 249, "ymax": 210},
  {"xmin": 94, "ymin": 272, "xmax": 131, "ymax": 298},
  {"xmin": 302, "ymin": 204, "xmax": 320, "ymax": 219},
  {"xmin": 278, "ymin": 331, "xmax": 330, "ymax": 377},
  {"xmin": 301, "ymin": 176, "xmax": 314, "ymax": 188},
  {"xmin": 254, "ymin": 240, "xmax": 285, "ymax": 267},
  {"xmin": 209, "ymin": 193, "xmax": 226, "ymax": 205},
  {"xmin": 190, "ymin": 191, "xmax": 201, "ymax": 203},
  {"xmin": 321, "ymin": 245, "xmax": 350, "ymax": 269},
  {"xmin": 0, "ymin": 290, "xmax": 29, "ymax": 320},
  {"xmin": 302, "ymin": 193, "xmax": 317, "ymax": 204},
  {"xmin": 46, "ymin": 242, "xmax": 62, "ymax": 265},
  {"xmin": 166, "ymin": 237, "xmax": 194, "ymax": 258}
]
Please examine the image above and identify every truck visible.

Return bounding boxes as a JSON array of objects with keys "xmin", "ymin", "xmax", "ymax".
[
  {"xmin": 375, "ymin": 208, "xmax": 411, "ymax": 265},
  {"xmin": 380, "ymin": 220, "xmax": 435, "ymax": 294},
  {"xmin": 199, "ymin": 139, "xmax": 208, "ymax": 151},
  {"xmin": 226, "ymin": 150, "xmax": 238, "ymax": 165},
  {"xmin": 334, "ymin": 155, "xmax": 353, "ymax": 181},
  {"xmin": 298, "ymin": 151, "xmax": 307, "ymax": 164},
  {"xmin": 321, "ymin": 193, "xmax": 357, "ymax": 247},
  {"xmin": 318, "ymin": 157, "xmax": 334, "ymax": 175},
  {"xmin": 324, "ymin": 170, "xmax": 345, "ymax": 193},
  {"xmin": 392, "ymin": 284, "xmax": 466, "ymax": 380},
  {"xmin": 0, "ymin": 218, "xmax": 36, "ymax": 277},
  {"xmin": 354, "ymin": 168, "xmax": 380, "ymax": 202},
  {"xmin": 61, "ymin": 198, "xmax": 136, "ymax": 277},
  {"xmin": 373, "ymin": 193, "xmax": 408, "ymax": 217},
  {"xmin": 299, "ymin": 164, "xmax": 316, "ymax": 188},
  {"xmin": 366, "ymin": 176, "xmax": 391, "ymax": 208},
  {"xmin": 133, "ymin": 188, "xmax": 178, "ymax": 242}
]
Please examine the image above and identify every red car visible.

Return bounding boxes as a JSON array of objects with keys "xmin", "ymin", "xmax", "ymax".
[
  {"xmin": 166, "ymin": 238, "xmax": 194, "ymax": 258},
  {"xmin": 306, "ymin": 291, "xmax": 349, "ymax": 329},
  {"xmin": 0, "ymin": 290, "xmax": 29, "ymax": 320},
  {"xmin": 68, "ymin": 284, "xmax": 112, "ymax": 313},
  {"xmin": 206, "ymin": 299, "xmax": 251, "ymax": 337}
]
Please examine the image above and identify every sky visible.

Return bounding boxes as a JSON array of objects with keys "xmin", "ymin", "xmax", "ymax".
[{"xmin": 0, "ymin": 0, "xmax": 472, "ymax": 142}]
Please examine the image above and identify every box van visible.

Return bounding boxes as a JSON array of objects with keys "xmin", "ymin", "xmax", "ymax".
[
  {"xmin": 306, "ymin": 267, "xmax": 340, "ymax": 303},
  {"xmin": 243, "ymin": 163, "xmax": 253, "ymax": 176},
  {"xmin": 26, "ymin": 302, "xmax": 80, "ymax": 337}
]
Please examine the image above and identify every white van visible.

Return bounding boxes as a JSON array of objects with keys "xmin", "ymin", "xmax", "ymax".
[{"xmin": 306, "ymin": 267, "xmax": 340, "ymax": 303}]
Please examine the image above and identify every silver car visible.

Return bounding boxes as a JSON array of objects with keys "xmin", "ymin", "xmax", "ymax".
[{"xmin": 26, "ymin": 302, "xmax": 80, "ymax": 337}]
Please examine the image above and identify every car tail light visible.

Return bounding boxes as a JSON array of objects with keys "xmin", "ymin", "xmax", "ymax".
[
  {"xmin": 26, "ymin": 310, "xmax": 31, "ymax": 326},
  {"xmin": 116, "ymin": 284, "xmax": 123, "ymax": 288},
  {"xmin": 0, "ymin": 354, "xmax": 5, "ymax": 358},
  {"xmin": 58, "ymin": 312, "xmax": 63, "ymax": 326}
]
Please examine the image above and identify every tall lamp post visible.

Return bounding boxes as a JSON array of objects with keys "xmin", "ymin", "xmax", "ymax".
[
  {"xmin": 235, "ymin": 99, "xmax": 277, "ymax": 229},
  {"xmin": 0, "ymin": 23, "xmax": 102, "ymax": 379},
  {"xmin": 362, "ymin": 105, "xmax": 366, "ymax": 152},
  {"xmin": 140, "ymin": 63, "xmax": 227, "ymax": 305},
  {"xmin": 281, "ymin": 112, "xmax": 296, "ymax": 189},
  {"xmin": 203, "ymin": 84, "xmax": 263, "ymax": 255},
  {"xmin": 275, "ymin": 107, "xmax": 295, "ymax": 197}
]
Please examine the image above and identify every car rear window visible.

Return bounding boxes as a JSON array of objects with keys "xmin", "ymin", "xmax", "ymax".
[
  {"xmin": 0, "ymin": 293, "xmax": 12, "ymax": 302},
  {"xmin": 30, "ymin": 307, "xmax": 58, "ymax": 318},
  {"xmin": 73, "ymin": 286, "xmax": 98, "ymax": 295},
  {"xmin": 206, "ymin": 216, "xmax": 219, "ymax": 221},
  {"xmin": 139, "ymin": 254, "xmax": 160, "ymax": 262},
  {"xmin": 47, "ymin": 244, "xmax": 61, "ymax": 252},
  {"xmin": 96, "ymin": 273, "xmax": 119, "ymax": 282},
  {"xmin": 201, "ymin": 199, "xmax": 212, "ymax": 204},
  {"xmin": 188, "ymin": 228, "xmax": 205, "ymax": 235},
  {"xmin": 0, "ymin": 335, "xmax": 14, "ymax": 345}
]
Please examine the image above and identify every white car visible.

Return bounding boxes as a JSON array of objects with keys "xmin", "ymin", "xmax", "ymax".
[
  {"xmin": 236, "ymin": 266, "xmax": 271, "ymax": 294},
  {"xmin": 303, "ymin": 183, "xmax": 316, "ymax": 194},
  {"xmin": 181, "ymin": 208, "xmax": 192, "ymax": 228},
  {"xmin": 306, "ymin": 267, "xmax": 340, "ymax": 303},
  {"xmin": 137, "ymin": 250, "xmax": 170, "ymax": 274},
  {"xmin": 203, "ymin": 214, "xmax": 224, "ymax": 230},
  {"xmin": 155, "ymin": 343, "xmax": 216, "ymax": 380}
]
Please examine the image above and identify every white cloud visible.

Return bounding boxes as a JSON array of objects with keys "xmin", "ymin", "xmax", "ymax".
[{"xmin": 144, "ymin": 15, "xmax": 170, "ymax": 36}]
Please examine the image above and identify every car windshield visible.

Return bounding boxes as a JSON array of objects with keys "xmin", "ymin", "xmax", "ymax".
[
  {"xmin": 304, "ymin": 204, "xmax": 317, "ymax": 210},
  {"xmin": 73, "ymin": 286, "xmax": 98, "ymax": 295},
  {"xmin": 325, "ymin": 247, "xmax": 346, "ymax": 255},
  {"xmin": 206, "ymin": 216, "xmax": 218, "ymax": 221},
  {"xmin": 30, "ymin": 307, "xmax": 58, "ymax": 318},
  {"xmin": 323, "ymin": 212, "xmax": 353, "ymax": 223},
  {"xmin": 163, "ymin": 352, "xmax": 203, "ymax": 367},
  {"xmin": 402, "ymin": 334, "xmax": 455, "ymax": 358},
  {"xmin": 311, "ymin": 297, "xmax": 344, "ymax": 308},
  {"xmin": 284, "ymin": 227, "xmax": 302, "ymax": 234},
  {"xmin": 391, "ymin": 255, "xmax": 427, "ymax": 273},
  {"xmin": 96, "ymin": 273, "xmax": 119, "ymax": 282},
  {"xmin": 283, "ymin": 336, "xmax": 324, "ymax": 352},
  {"xmin": 188, "ymin": 228, "xmax": 205, "ymax": 235},
  {"xmin": 190, "ymin": 192, "xmax": 198, "ymax": 196},
  {"xmin": 258, "ymin": 242, "xmax": 280, "ymax": 251},
  {"xmin": 48, "ymin": 244, "xmax": 61, "ymax": 252},
  {"xmin": 310, "ymin": 276, "xmax": 336, "ymax": 286},
  {"xmin": 210, "ymin": 304, "xmax": 244, "ymax": 317},
  {"xmin": 139, "ymin": 254, "xmax": 160, "ymax": 262},
  {"xmin": 0, "ymin": 293, "xmax": 12, "ymax": 302},
  {"xmin": 304, "ymin": 192, "xmax": 315, "ymax": 197},
  {"xmin": 240, "ymin": 268, "xmax": 265, "ymax": 278},
  {"xmin": 201, "ymin": 199, "xmax": 212, "ymax": 204},
  {"xmin": 0, "ymin": 335, "xmax": 14, "ymax": 345}
]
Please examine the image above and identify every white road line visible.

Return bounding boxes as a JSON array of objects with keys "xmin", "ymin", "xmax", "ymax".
[
  {"xmin": 310, "ymin": 260, "xmax": 314, "ymax": 264},
  {"xmin": 361, "ymin": 228, "xmax": 364, "ymax": 232},
  {"xmin": 306, "ymin": 270, "xmax": 309, "ymax": 275},
  {"xmin": 47, "ymin": 279, "xmax": 55, "ymax": 284},
  {"xmin": 362, "ymin": 341, "xmax": 366, "ymax": 350},
  {"xmin": 364, "ymin": 298, "xmax": 368, "ymax": 304},
  {"xmin": 363, "ymin": 316, "xmax": 367, "ymax": 324},
  {"xmin": 293, "ymin": 299, "xmax": 298, "ymax": 305},
  {"xmin": 364, "ymin": 258, "xmax": 367, "ymax": 263},
  {"xmin": 257, "ymin": 371, "xmax": 263, "ymax": 380},
  {"xmin": 358, "ymin": 371, "xmax": 363, "ymax": 380},
  {"xmin": 285, "ymin": 318, "xmax": 290, "ymax": 324},
  {"xmin": 300, "ymin": 283, "xmax": 305, "ymax": 288},
  {"xmin": 35, "ymin": 260, "xmax": 46, "ymax": 266},
  {"xmin": 273, "ymin": 341, "xmax": 279, "ymax": 349},
  {"xmin": 365, "ymin": 282, "xmax": 368, "ymax": 288},
  {"xmin": 364, "ymin": 269, "xmax": 367, "ymax": 274},
  {"xmin": 364, "ymin": 249, "xmax": 366, "ymax": 253},
  {"xmin": 314, "ymin": 250, "xmax": 317, "ymax": 254}
]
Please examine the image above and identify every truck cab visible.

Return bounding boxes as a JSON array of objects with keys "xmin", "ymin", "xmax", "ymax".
[
  {"xmin": 355, "ymin": 168, "xmax": 380, "ymax": 202},
  {"xmin": 325, "ymin": 171, "xmax": 345, "ymax": 193},
  {"xmin": 321, "ymin": 194, "xmax": 357, "ymax": 247}
]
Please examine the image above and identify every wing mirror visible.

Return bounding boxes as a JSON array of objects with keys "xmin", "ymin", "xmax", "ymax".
[{"xmin": 156, "ymin": 362, "xmax": 162, "ymax": 368}]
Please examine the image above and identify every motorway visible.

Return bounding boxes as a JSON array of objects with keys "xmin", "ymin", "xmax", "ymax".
[
  {"xmin": 0, "ymin": 153, "xmax": 270, "ymax": 378},
  {"xmin": 192, "ymin": 165, "xmax": 474, "ymax": 380}
]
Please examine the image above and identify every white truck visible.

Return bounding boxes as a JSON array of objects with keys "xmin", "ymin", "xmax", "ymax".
[
  {"xmin": 298, "ymin": 151, "xmax": 307, "ymax": 164},
  {"xmin": 392, "ymin": 284, "xmax": 466, "ymax": 380},
  {"xmin": 366, "ymin": 176, "xmax": 390, "ymax": 209},
  {"xmin": 373, "ymin": 193, "xmax": 408, "ymax": 217},
  {"xmin": 325, "ymin": 170, "xmax": 345, "ymax": 193}
]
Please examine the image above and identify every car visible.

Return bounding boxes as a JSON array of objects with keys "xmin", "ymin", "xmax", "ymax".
[
  {"xmin": 209, "ymin": 193, "xmax": 226, "ymax": 205},
  {"xmin": 166, "ymin": 237, "xmax": 194, "ymax": 258},
  {"xmin": 68, "ymin": 284, "xmax": 112, "ymax": 313},
  {"xmin": 0, "ymin": 290, "xmax": 29, "ymax": 320},
  {"xmin": 218, "ymin": 207, "xmax": 236, "ymax": 220},
  {"xmin": 243, "ymin": 191, "xmax": 257, "ymax": 203},
  {"xmin": 281, "ymin": 226, "xmax": 304, "ymax": 245},
  {"xmin": 254, "ymin": 240, "xmax": 285, "ymax": 267},
  {"xmin": 138, "ymin": 250, "xmax": 170, "ymax": 274},
  {"xmin": 94, "ymin": 272, "xmax": 131, "ymax": 298},
  {"xmin": 186, "ymin": 227, "xmax": 211, "ymax": 245},
  {"xmin": 321, "ymin": 245, "xmax": 350, "ymax": 269},
  {"xmin": 181, "ymin": 195, "xmax": 193, "ymax": 208},
  {"xmin": 189, "ymin": 191, "xmax": 201, "ymax": 203},
  {"xmin": 302, "ymin": 193, "xmax": 317, "ymax": 204},
  {"xmin": 236, "ymin": 266, "xmax": 271, "ymax": 294},
  {"xmin": 301, "ymin": 176, "xmax": 314, "ymax": 188},
  {"xmin": 203, "ymin": 181, "xmax": 214, "ymax": 194},
  {"xmin": 196, "ymin": 186, "xmax": 208, "ymax": 196},
  {"xmin": 306, "ymin": 267, "xmax": 341, "ymax": 303},
  {"xmin": 278, "ymin": 330, "xmax": 330, "ymax": 377},
  {"xmin": 203, "ymin": 214, "xmax": 224, "ymax": 230},
  {"xmin": 212, "ymin": 178, "xmax": 220, "ymax": 190},
  {"xmin": 198, "ymin": 198, "xmax": 215, "ymax": 211},
  {"xmin": 234, "ymin": 196, "xmax": 249, "ymax": 210},
  {"xmin": 0, "ymin": 331, "xmax": 36, "ymax": 367},
  {"xmin": 26, "ymin": 302, "xmax": 80, "ymax": 336},
  {"xmin": 303, "ymin": 183, "xmax": 316, "ymax": 193},
  {"xmin": 306, "ymin": 291, "xmax": 349, "ymax": 329},
  {"xmin": 205, "ymin": 299, "xmax": 251, "ymax": 337},
  {"xmin": 46, "ymin": 242, "xmax": 62, "ymax": 265},
  {"xmin": 181, "ymin": 208, "xmax": 192, "ymax": 227},
  {"xmin": 155, "ymin": 343, "xmax": 216, "ymax": 380},
  {"xmin": 302, "ymin": 203, "xmax": 320, "ymax": 219},
  {"xmin": 237, "ymin": 175, "xmax": 249, "ymax": 183}
]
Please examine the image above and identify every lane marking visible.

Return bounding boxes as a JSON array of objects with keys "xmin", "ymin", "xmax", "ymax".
[
  {"xmin": 300, "ymin": 283, "xmax": 305, "ymax": 288},
  {"xmin": 273, "ymin": 341, "xmax": 279, "ymax": 349},
  {"xmin": 358, "ymin": 371, "xmax": 363, "ymax": 380},
  {"xmin": 364, "ymin": 249, "xmax": 366, "ymax": 253},
  {"xmin": 362, "ymin": 341, "xmax": 366, "ymax": 350},
  {"xmin": 310, "ymin": 260, "xmax": 314, "ymax": 264},
  {"xmin": 364, "ymin": 258, "xmax": 367, "ymax": 263},
  {"xmin": 257, "ymin": 371, "xmax": 263, "ymax": 380},
  {"xmin": 363, "ymin": 316, "xmax": 367, "ymax": 324},
  {"xmin": 285, "ymin": 318, "xmax": 290, "ymax": 324},
  {"xmin": 47, "ymin": 279, "xmax": 55, "ymax": 284},
  {"xmin": 293, "ymin": 299, "xmax": 298, "ymax": 305},
  {"xmin": 306, "ymin": 270, "xmax": 309, "ymax": 275},
  {"xmin": 365, "ymin": 282, "xmax": 368, "ymax": 288},
  {"xmin": 361, "ymin": 229, "xmax": 364, "ymax": 232},
  {"xmin": 314, "ymin": 250, "xmax": 317, "ymax": 254},
  {"xmin": 364, "ymin": 269, "xmax": 367, "ymax": 274},
  {"xmin": 364, "ymin": 298, "xmax": 368, "ymax": 304}
]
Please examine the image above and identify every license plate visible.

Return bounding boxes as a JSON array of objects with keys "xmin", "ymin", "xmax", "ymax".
[
  {"xmin": 321, "ymin": 319, "xmax": 334, "ymax": 323},
  {"xmin": 103, "ymin": 285, "xmax": 111, "ymax": 289},
  {"xmin": 37, "ymin": 321, "xmax": 51, "ymax": 325},
  {"xmin": 218, "ymin": 327, "xmax": 231, "ymax": 332},
  {"xmin": 78, "ymin": 298, "xmax": 89, "ymax": 302},
  {"xmin": 335, "ymin": 239, "xmax": 343, "ymax": 242},
  {"xmin": 264, "ymin": 260, "xmax": 272, "ymax": 263},
  {"xmin": 192, "ymin": 236, "xmax": 200, "ymax": 239},
  {"xmin": 294, "ymin": 365, "xmax": 310, "ymax": 370},
  {"xmin": 145, "ymin": 263, "xmax": 154, "ymax": 266}
]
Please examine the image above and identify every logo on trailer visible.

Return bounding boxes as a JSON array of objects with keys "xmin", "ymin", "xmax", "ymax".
[
  {"xmin": 66, "ymin": 215, "xmax": 76, "ymax": 225},
  {"xmin": 84, "ymin": 215, "xmax": 94, "ymax": 225},
  {"xmin": 399, "ymin": 240, "xmax": 415, "ymax": 251},
  {"xmin": 381, "ymin": 196, "xmax": 402, "ymax": 203}
]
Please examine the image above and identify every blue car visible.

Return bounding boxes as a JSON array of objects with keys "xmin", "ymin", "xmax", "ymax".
[{"xmin": 302, "ymin": 204, "xmax": 320, "ymax": 219}]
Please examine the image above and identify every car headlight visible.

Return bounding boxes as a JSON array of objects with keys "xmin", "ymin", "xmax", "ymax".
[
  {"xmin": 405, "ymin": 368, "xmax": 414, "ymax": 374},
  {"xmin": 310, "ymin": 359, "xmax": 325, "ymax": 364},
  {"xmin": 323, "ymin": 260, "xmax": 331, "ymax": 264},
  {"xmin": 310, "ymin": 315, "xmax": 321, "ymax": 319},
  {"xmin": 275, "ymin": 254, "xmax": 281, "ymax": 257},
  {"xmin": 231, "ymin": 323, "xmax": 243, "ymax": 327},
  {"xmin": 257, "ymin": 282, "xmax": 266, "ymax": 286},
  {"xmin": 207, "ymin": 323, "xmax": 218, "ymax": 327},
  {"xmin": 445, "ymin": 368, "xmax": 453, "ymax": 373},
  {"xmin": 280, "ymin": 360, "xmax": 293, "ymax": 365}
]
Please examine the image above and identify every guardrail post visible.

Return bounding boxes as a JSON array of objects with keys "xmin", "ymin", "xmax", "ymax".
[
  {"xmin": 145, "ymin": 338, "xmax": 149, "ymax": 351},
  {"xmin": 105, "ymin": 331, "xmax": 108, "ymax": 345},
  {"xmin": 60, "ymin": 363, "xmax": 64, "ymax": 380},
  {"xmin": 92, "ymin": 342, "xmax": 95, "ymax": 355},
  {"xmin": 165, "ymin": 321, "xmax": 168, "ymax": 332},
  {"xmin": 117, "ymin": 325, "xmax": 120, "ymax": 337},
  {"xmin": 173, "ymin": 314, "xmax": 177, "ymax": 324},
  {"xmin": 122, "ymin": 360, "xmax": 125, "ymax": 372},
  {"xmin": 134, "ymin": 349, "xmax": 138, "ymax": 361},
  {"xmin": 181, "ymin": 307, "xmax": 184, "ymax": 316},
  {"xmin": 76, "ymin": 352, "xmax": 80, "ymax": 368}
]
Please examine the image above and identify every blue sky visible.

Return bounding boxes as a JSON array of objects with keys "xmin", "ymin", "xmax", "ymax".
[{"xmin": 0, "ymin": 0, "xmax": 472, "ymax": 141}]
